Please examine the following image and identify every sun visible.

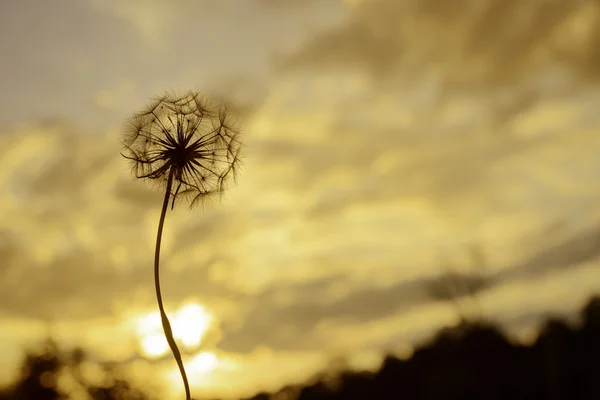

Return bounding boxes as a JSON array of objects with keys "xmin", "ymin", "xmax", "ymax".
[
  {"xmin": 188, "ymin": 352, "xmax": 219, "ymax": 374},
  {"xmin": 135, "ymin": 302, "xmax": 213, "ymax": 358},
  {"xmin": 165, "ymin": 351, "xmax": 221, "ymax": 395}
]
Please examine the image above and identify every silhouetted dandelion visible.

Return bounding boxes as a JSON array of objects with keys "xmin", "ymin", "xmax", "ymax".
[{"xmin": 121, "ymin": 91, "xmax": 242, "ymax": 400}]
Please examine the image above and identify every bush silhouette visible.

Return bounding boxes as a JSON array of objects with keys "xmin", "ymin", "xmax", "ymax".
[{"xmin": 0, "ymin": 340, "xmax": 152, "ymax": 400}]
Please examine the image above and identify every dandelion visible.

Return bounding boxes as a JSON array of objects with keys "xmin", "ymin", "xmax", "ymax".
[{"xmin": 121, "ymin": 91, "xmax": 242, "ymax": 400}]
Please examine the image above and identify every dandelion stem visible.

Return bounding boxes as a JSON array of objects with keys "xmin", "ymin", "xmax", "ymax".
[{"xmin": 154, "ymin": 168, "xmax": 191, "ymax": 400}]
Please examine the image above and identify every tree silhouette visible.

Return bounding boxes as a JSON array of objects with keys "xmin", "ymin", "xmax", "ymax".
[
  {"xmin": 428, "ymin": 244, "xmax": 489, "ymax": 323},
  {"xmin": 240, "ymin": 295, "xmax": 600, "ymax": 400}
]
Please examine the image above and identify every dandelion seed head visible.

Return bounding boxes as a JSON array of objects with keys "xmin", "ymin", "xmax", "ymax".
[{"xmin": 122, "ymin": 91, "xmax": 242, "ymax": 208}]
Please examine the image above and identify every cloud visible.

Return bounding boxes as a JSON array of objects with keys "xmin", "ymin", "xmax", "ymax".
[
  {"xmin": 493, "ymin": 222, "xmax": 600, "ymax": 284},
  {"xmin": 254, "ymin": 0, "xmax": 341, "ymax": 9},
  {"xmin": 1, "ymin": 0, "xmax": 342, "ymax": 131},
  {"xmin": 190, "ymin": 54, "xmax": 600, "ymax": 354},
  {"xmin": 92, "ymin": 79, "xmax": 137, "ymax": 112},
  {"xmin": 278, "ymin": 0, "xmax": 600, "ymax": 88},
  {"xmin": 5, "ymin": 68, "xmax": 600, "ymax": 361},
  {"xmin": 217, "ymin": 275, "xmax": 434, "ymax": 353},
  {"xmin": 0, "ymin": 121, "xmax": 238, "ymax": 321},
  {"xmin": 245, "ymin": 71, "xmax": 600, "ymax": 225},
  {"xmin": 86, "ymin": 0, "xmax": 344, "ymax": 59},
  {"xmin": 86, "ymin": 0, "xmax": 215, "ymax": 43}
]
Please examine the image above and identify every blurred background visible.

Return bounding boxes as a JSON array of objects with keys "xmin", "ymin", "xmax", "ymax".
[{"xmin": 1, "ymin": 0, "xmax": 600, "ymax": 398}]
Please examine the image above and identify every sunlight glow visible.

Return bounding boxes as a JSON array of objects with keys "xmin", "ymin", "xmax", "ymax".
[
  {"xmin": 135, "ymin": 302, "xmax": 213, "ymax": 358},
  {"xmin": 164, "ymin": 351, "xmax": 220, "ymax": 395},
  {"xmin": 189, "ymin": 352, "xmax": 219, "ymax": 375},
  {"xmin": 140, "ymin": 333, "xmax": 169, "ymax": 358},
  {"xmin": 172, "ymin": 303, "xmax": 212, "ymax": 348}
]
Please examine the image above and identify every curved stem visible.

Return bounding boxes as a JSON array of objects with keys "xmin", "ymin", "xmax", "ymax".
[{"xmin": 155, "ymin": 169, "xmax": 191, "ymax": 400}]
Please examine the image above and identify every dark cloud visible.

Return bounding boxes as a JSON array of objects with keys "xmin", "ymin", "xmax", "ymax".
[
  {"xmin": 0, "ymin": 247, "xmax": 129, "ymax": 320},
  {"xmin": 0, "ymin": 0, "xmax": 142, "ymax": 129},
  {"xmin": 30, "ymin": 143, "xmax": 112, "ymax": 197},
  {"xmin": 217, "ymin": 274, "xmax": 436, "ymax": 353},
  {"xmin": 0, "ymin": 243, "xmax": 237, "ymax": 321},
  {"xmin": 493, "ymin": 221, "xmax": 600, "ymax": 284},
  {"xmin": 113, "ymin": 178, "xmax": 163, "ymax": 208},
  {"xmin": 216, "ymin": 217, "xmax": 600, "ymax": 354},
  {"xmin": 171, "ymin": 214, "xmax": 226, "ymax": 251},
  {"xmin": 294, "ymin": 129, "xmax": 554, "ymax": 220},
  {"xmin": 278, "ymin": 0, "xmax": 600, "ymax": 88},
  {"xmin": 0, "ymin": 121, "xmax": 239, "ymax": 320},
  {"xmin": 254, "ymin": 0, "xmax": 340, "ymax": 8},
  {"xmin": 0, "ymin": 232, "xmax": 21, "ymax": 279}
]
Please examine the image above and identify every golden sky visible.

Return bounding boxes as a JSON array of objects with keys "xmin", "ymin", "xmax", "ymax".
[{"xmin": 2, "ymin": 0, "xmax": 600, "ymax": 398}]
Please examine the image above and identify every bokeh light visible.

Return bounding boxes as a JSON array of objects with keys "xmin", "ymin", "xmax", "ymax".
[{"xmin": 135, "ymin": 302, "xmax": 212, "ymax": 358}]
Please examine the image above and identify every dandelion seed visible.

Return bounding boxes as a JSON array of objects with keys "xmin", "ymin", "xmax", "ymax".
[{"xmin": 121, "ymin": 91, "xmax": 242, "ymax": 400}]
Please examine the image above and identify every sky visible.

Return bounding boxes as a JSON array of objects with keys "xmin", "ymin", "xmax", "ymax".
[{"xmin": 2, "ymin": 0, "xmax": 600, "ymax": 398}]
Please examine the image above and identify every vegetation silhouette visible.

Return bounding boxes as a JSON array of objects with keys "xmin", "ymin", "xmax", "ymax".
[
  {"xmin": 241, "ymin": 295, "xmax": 600, "ymax": 400},
  {"xmin": 0, "ymin": 340, "xmax": 153, "ymax": 400},
  {"xmin": 428, "ymin": 244, "xmax": 489, "ymax": 323},
  {"xmin": 4, "ymin": 296, "xmax": 600, "ymax": 399}
]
